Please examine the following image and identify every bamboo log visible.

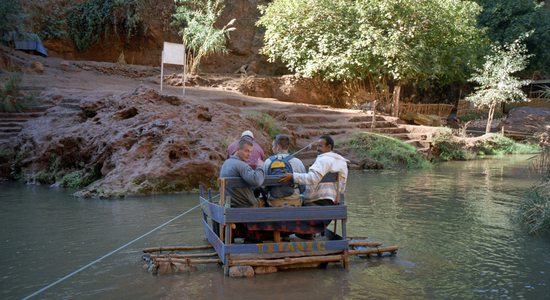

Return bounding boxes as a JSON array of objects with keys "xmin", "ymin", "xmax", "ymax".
[
  {"xmin": 230, "ymin": 250, "xmax": 342, "ymax": 261},
  {"xmin": 153, "ymin": 258, "xmax": 221, "ymax": 264},
  {"xmin": 348, "ymin": 241, "xmax": 383, "ymax": 247},
  {"xmin": 348, "ymin": 246, "xmax": 398, "ymax": 256},
  {"xmin": 150, "ymin": 252, "xmax": 218, "ymax": 259},
  {"xmin": 143, "ymin": 245, "xmax": 213, "ymax": 253},
  {"xmin": 231, "ymin": 254, "xmax": 343, "ymax": 267}
]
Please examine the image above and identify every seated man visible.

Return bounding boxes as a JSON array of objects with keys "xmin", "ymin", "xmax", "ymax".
[
  {"xmin": 263, "ymin": 134, "xmax": 306, "ymax": 207},
  {"xmin": 226, "ymin": 130, "xmax": 265, "ymax": 170},
  {"xmin": 220, "ymin": 138, "xmax": 265, "ymax": 208},
  {"xmin": 280, "ymin": 135, "xmax": 349, "ymax": 206}
]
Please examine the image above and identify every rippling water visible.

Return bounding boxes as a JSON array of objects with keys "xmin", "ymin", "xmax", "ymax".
[{"xmin": 1, "ymin": 155, "xmax": 549, "ymax": 299}]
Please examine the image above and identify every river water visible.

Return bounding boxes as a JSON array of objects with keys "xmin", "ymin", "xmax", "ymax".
[{"xmin": 1, "ymin": 155, "xmax": 549, "ymax": 299}]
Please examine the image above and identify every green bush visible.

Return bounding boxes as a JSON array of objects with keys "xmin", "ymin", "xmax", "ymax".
[
  {"xmin": 245, "ymin": 111, "xmax": 282, "ymax": 138},
  {"xmin": 0, "ymin": 74, "xmax": 38, "ymax": 113},
  {"xmin": 345, "ymin": 132, "xmax": 431, "ymax": 169},
  {"xmin": 519, "ymin": 183, "xmax": 550, "ymax": 235},
  {"xmin": 458, "ymin": 111, "xmax": 504, "ymax": 123},
  {"xmin": 66, "ymin": 0, "xmax": 148, "ymax": 51},
  {"xmin": 0, "ymin": 0, "xmax": 24, "ymax": 35},
  {"xmin": 58, "ymin": 167, "xmax": 101, "ymax": 189},
  {"xmin": 432, "ymin": 132, "xmax": 540, "ymax": 161}
]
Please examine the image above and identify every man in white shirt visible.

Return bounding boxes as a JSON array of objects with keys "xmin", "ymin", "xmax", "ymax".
[{"xmin": 280, "ymin": 135, "xmax": 348, "ymax": 206}]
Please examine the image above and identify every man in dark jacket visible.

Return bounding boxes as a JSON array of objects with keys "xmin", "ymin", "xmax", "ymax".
[{"xmin": 220, "ymin": 138, "xmax": 265, "ymax": 207}]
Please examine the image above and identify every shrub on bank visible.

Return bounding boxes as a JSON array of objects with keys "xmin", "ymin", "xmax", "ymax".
[
  {"xmin": 519, "ymin": 183, "xmax": 550, "ymax": 234},
  {"xmin": 345, "ymin": 132, "xmax": 431, "ymax": 169},
  {"xmin": 432, "ymin": 129, "xmax": 540, "ymax": 161},
  {"xmin": 245, "ymin": 111, "xmax": 281, "ymax": 138},
  {"xmin": 519, "ymin": 148, "xmax": 550, "ymax": 235}
]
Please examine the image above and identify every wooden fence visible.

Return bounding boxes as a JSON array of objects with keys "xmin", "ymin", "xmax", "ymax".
[{"xmin": 399, "ymin": 103, "xmax": 454, "ymax": 118}]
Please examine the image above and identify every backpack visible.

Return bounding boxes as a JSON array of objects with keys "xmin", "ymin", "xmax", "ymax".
[{"xmin": 266, "ymin": 154, "xmax": 295, "ymax": 199}]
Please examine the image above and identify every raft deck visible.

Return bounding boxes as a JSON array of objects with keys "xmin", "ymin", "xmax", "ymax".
[{"xmin": 143, "ymin": 173, "xmax": 398, "ymax": 276}]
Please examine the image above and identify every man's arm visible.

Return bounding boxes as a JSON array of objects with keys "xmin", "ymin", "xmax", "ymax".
[{"xmin": 239, "ymin": 162, "xmax": 265, "ymax": 188}]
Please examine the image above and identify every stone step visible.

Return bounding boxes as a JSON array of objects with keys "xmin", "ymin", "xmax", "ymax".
[
  {"xmin": 60, "ymin": 98, "xmax": 81, "ymax": 104},
  {"xmin": 19, "ymin": 86, "xmax": 46, "ymax": 91},
  {"xmin": 404, "ymin": 140, "xmax": 432, "ymax": 149},
  {"xmin": 0, "ymin": 112, "xmax": 44, "ymax": 118},
  {"xmin": 0, "ymin": 118, "xmax": 28, "ymax": 124},
  {"xmin": 23, "ymin": 105, "xmax": 52, "ymax": 112},
  {"xmin": 286, "ymin": 120, "xmax": 397, "ymax": 131},
  {"xmin": 284, "ymin": 113, "xmax": 382, "ymax": 124},
  {"xmin": 366, "ymin": 127, "xmax": 409, "ymax": 134},
  {"xmin": 0, "ymin": 132, "xmax": 18, "ymax": 139},
  {"xmin": 0, "ymin": 126, "xmax": 22, "ymax": 133},
  {"xmin": 58, "ymin": 103, "xmax": 81, "ymax": 110},
  {"xmin": 0, "ymin": 123, "xmax": 23, "ymax": 128}
]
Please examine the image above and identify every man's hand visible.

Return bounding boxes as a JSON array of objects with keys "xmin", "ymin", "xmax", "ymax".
[
  {"xmin": 279, "ymin": 173, "xmax": 293, "ymax": 183},
  {"xmin": 256, "ymin": 158, "xmax": 264, "ymax": 169}
]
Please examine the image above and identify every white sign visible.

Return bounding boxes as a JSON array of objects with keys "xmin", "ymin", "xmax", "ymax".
[{"xmin": 160, "ymin": 42, "xmax": 186, "ymax": 96}]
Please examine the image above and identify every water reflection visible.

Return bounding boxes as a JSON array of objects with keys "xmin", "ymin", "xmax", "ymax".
[{"xmin": 1, "ymin": 156, "xmax": 549, "ymax": 299}]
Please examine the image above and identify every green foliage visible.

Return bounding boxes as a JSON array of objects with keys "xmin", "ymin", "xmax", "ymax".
[
  {"xmin": 477, "ymin": 134, "xmax": 540, "ymax": 156},
  {"xmin": 172, "ymin": 0, "xmax": 235, "ymax": 74},
  {"xmin": 346, "ymin": 132, "xmax": 431, "ymax": 169},
  {"xmin": 35, "ymin": 170, "xmax": 56, "ymax": 185},
  {"xmin": 29, "ymin": 4, "xmax": 68, "ymax": 40},
  {"xmin": 257, "ymin": 0, "xmax": 486, "ymax": 86},
  {"xmin": 59, "ymin": 166, "xmax": 101, "ymax": 189},
  {"xmin": 432, "ymin": 131, "xmax": 540, "ymax": 161},
  {"xmin": 0, "ymin": 0, "xmax": 24, "ymax": 35},
  {"xmin": 457, "ymin": 111, "xmax": 504, "ymax": 123},
  {"xmin": 466, "ymin": 36, "xmax": 531, "ymax": 133},
  {"xmin": 0, "ymin": 74, "xmax": 38, "ymax": 113},
  {"xmin": 466, "ymin": 37, "xmax": 532, "ymax": 108},
  {"xmin": 66, "ymin": 0, "xmax": 148, "ymax": 51},
  {"xmin": 476, "ymin": 0, "xmax": 550, "ymax": 75},
  {"xmin": 245, "ymin": 111, "xmax": 281, "ymax": 138},
  {"xmin": 519, "ymin": 183, "xmax": 550, "ymax": 235}
]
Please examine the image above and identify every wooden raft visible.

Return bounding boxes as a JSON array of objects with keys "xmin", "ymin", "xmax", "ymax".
[{"xmin": 142, "ymin": 173, "xmax": 399, "ymax": 277}]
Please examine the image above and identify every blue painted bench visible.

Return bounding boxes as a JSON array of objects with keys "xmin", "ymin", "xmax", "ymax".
[{"xmin": 199, "ymin": 172, "xmax": 349, "ymax": 275}]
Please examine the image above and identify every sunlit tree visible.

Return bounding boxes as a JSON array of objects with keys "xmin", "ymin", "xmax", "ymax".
[
  {"xmin": 466, "ymin": 36, "xmax": 531, "ymax": 134},
  {"xmin": 172, "ymin": 0, "xmax": 236, "ymax": 74}
]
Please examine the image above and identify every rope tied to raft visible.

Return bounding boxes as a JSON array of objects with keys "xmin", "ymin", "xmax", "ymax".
[{"xmin": 22, "ymin": 203, "xmax": 202, "ymax": 300}]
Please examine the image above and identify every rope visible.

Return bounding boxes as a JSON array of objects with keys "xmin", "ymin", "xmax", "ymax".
[{"xmin": 22, "ymin": 203, "xmax": 201, "ymax": 300}]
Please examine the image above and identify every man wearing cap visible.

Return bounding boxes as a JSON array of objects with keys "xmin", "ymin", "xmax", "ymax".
[{"xmin": 226, "ymin": 130, "xmax": 266, "ymax": 170}]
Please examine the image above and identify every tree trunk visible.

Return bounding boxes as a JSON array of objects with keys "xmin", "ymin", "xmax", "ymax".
[
  {"xmin": 392, "ymin": 85, "xmax": 401, "ymax": 117},
  {"xmin": 371, "ymin": 100, "xmax": 377, "ymax": 129},
  {"xmin": 485, "ymin": 102, "xmax": 496, "ymax": 134}
]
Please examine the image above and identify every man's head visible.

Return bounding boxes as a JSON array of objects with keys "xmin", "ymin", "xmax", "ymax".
[
  {"xmin": 317, "ymin": 135, "xmax": 334, "ymax": 154},
  {"xmin": 272, "ymin": 134, "xmax": 290, "ymax": 153},
  {"xmin": 236, "ymin": 138, "xmax": 253, "ymax": 161},
  {"xmin": 241, "ymin": 130, "xmax": 254, "ymax": 139}
]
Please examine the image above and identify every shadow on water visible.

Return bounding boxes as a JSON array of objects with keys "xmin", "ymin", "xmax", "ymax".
[{"xmin": 1, "ymin": 155, "xmax": 550, "ymax": 299}]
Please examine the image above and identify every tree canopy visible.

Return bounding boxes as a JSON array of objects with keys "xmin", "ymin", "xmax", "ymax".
[
  {"xmin": 257, "ymin": 0, "xmax": 487, "ymax": 86},
  {"xmin": 476, "ymin": 0, "xmax": 550, "ymax": 75}
]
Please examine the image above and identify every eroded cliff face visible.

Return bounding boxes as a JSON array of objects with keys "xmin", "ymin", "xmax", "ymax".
[
  {"xmin": 9, "ymin": 85, "xmax": 270, "ymax": 198},
  {"xmin": 28, "ymin": 0, "xmax": 282, "ymax": 74}
]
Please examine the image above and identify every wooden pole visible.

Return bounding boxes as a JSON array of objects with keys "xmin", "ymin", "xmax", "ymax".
[
  {"xmin": 393, "ymin": 85, "xmax": 401, "ymax": 117},
  {"xmin": 154, "ymin": 258, "xmax": 221, "ymax": 264},
  {"xmin": 348, "ymin": 241, "xmax": 383, "ymax": 247},
  {"xmin": 150, "ymin": 252, "xmax": 218, "ymax": 259},
  {"xmin": 348, "ymin": 246, "xmax": 398, "ymax": 255},
  {"xmin": 143, "ymin": 245, "xmax": 213, "ymax": 253},
  {"xmin": 231, "ymin": 254, "xmax": 344, "ymax": 267}
]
